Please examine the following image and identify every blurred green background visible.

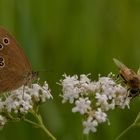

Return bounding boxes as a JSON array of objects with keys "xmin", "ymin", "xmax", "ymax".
[{"xmin": 0, "ymin": 0, "xmax": 140, "ymax": 140}]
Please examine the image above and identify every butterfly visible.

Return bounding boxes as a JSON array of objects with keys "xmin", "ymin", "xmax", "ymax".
[{"xmin": 0, "ymin": 27, "xmax": 38, "ymax": 93}]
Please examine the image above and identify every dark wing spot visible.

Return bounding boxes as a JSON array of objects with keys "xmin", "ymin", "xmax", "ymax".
[{"xmin": 2, "ymin": 37, "xmax": 10, "ymax": 45}]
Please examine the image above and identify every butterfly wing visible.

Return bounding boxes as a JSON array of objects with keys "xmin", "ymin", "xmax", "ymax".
[
  {"xmin": 0, "ymin": 27, "xmax": 32, "ymax": 92},
  {"xmin": 113, "ymin": 58, "xmax": 128, "ymax": 70}
]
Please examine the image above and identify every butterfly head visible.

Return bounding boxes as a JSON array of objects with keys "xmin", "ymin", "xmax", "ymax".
[{"xmin": 31, "ymin": 71, "xmax": 39, "ymax": 81}]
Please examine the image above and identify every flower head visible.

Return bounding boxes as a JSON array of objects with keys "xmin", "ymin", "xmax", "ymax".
[
  {"xmin": 60, "ymin": 73, "xmax": 130, "ymax": 134},
  {"xmin": 0, "ymin": 81, "xmax": 52, "ymax": 126}
]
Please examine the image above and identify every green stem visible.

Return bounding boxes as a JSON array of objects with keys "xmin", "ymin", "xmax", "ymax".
[
  {"xmin": 35, "ymin": 114, "xmax": 57, "ymax": 140},
  {"xmin": 114, "ymin": 123, "xmax": 134, "ymax": 140},
  {"xmin": 85, "ymin": 134, "xmax": 89, "ymax": 140},
  {"xmin": 133, "ymin": 112, "xmax": 140, "ymax": 125},
  {"xmin": 114, "ymin": 112, "xmax": 140, "ymax": 140},
  {"xmin": 24, "ymin": 119, "xmax": 41, "ymax": 128},
  {"xmin": 82, "ymin": 134, "xmax": 89, "ymax": 140},
  {"xmin": 24, "ymin": 112, "xmax": 57, "ymax": 140}
]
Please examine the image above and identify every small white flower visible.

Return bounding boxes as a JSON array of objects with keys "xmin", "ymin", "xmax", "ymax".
[
  {"xmin": 19, "ymin": 100, "xmax": 32, "ymax": 113},
  {"xmin": 61, "ymin": 88, "xmax": 80, "ymax": 104},
  {"xmin": 114, "ymin": 85, "xmax": 130, "ymax": 108},
  {"xmin": 95, "ymin": 93, "xmax": 116, "ymax": 111},
  {"xmin": 108, "ymin": 100, "xmax": 115, "ymax": 110},
  {"xmin": 29, "ymin": 84, "xmax": 42, "ymax": 102},
  {"xmin": 60, "ymin": 75, "xmax": 81, "ymax": 103},
  {"xmin": 29, "ymin": 82, "xmax": 52, "ymax": 103},
  {"xmin": 61, "ymin": 74, "xmax": 79, "ymax": 88},
  {"xmin": 94, "ymin": 108, "xmax": 107, "ymax": 123},
  {"xmin": 115, "ymin": 95, "xmax": 130, "ymax": 109},
  {"xmin": 42, "ymin": 81, "xmax": 53, "ymax": 100},
  {"xmin": 96, "ymin": 93, "xmax": 108, "ymax": 104},
  {"xmin": 83, "ymin": 117, "xmax": 98, "ymax": 134},
  {"xmin": 0, "ymin": 115, "xmax": 7, "ymax": 125},
  {"xmin": 115, "ymin": 84, "xmax": 127, "ymax": 94},
  {"xmin": 80, "ymin": 74, "xmax": 91, "ymax": 84},
  {"xmin": 86, "ymin": 82, "xmax": 100, "ymax": 93},
  {"xmin": 102, "ymin": 86, "xmax": 116, "ymax": 99},
  {"xmin": 72, "ymin": 97, "xmax": 91, "ymax": 114},
  {"xmin": 98, "ymin": 77, "xmax": 116, "ymax": 86},
  {"xmin": 5, "ymin": 91, "xmax": 32, "ymax": 114}
]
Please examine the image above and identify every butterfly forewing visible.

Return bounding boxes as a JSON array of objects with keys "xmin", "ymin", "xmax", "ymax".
[{"xmin": 0, "ymin": 27, "xmax": 32, "ymax": 92}]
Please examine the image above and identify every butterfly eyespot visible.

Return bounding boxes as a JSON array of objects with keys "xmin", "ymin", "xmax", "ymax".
[
  {"xmin": 0, "ymin": 57, "xmax": 5, "ymax": 68},
  {"xmin": 0, "ymin": 57, "xmax": 4, "ymax": 62},
  {"xmin": 2, "ymin": 37, "xmax": 9, "ymax": 45},
  {"xmin": 0, "ymin": 43, "xmax": 4, "ymax": 50},
  {"xmin": 0, "ymin": 62, "xmax": 5, "ymax": 68}
]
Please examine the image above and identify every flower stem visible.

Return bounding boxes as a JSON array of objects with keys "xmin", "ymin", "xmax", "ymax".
[
  {"xmin": 114, "ymin": 112, "xmax": 140, "ymax": 140},
  {"xmin": 24, "ymin": 119, "xmax": 41, "ymax": 128},
  {"xmin": 133, "ymin": 112, "xmax": 140, "ymax": 126},
  {"xmin": 24, "ymin": 111, "xmax": 57, "ymax": 140},
  {"xmin": 83, "ymin": 134, "xmax": 89, "ymax": 140},
  {"xmin": 35, "ymin": 114, "xmax": 57, "ymax": 140},
  {"xmin": 114, "ymin": 123, "xmax": 134, "ymax": 140}
]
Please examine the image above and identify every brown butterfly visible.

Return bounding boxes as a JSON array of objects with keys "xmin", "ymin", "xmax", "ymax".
[
  {"xmin": 0, "ymin": 27, "xmax": 38, "ymax": 93},
  {"xmin": 113, "ymin": 58, "xmax": 140, "ymax": 98}
]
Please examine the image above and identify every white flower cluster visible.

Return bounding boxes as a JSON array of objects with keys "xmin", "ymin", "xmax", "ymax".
[
  {"xmin": 60, "ymin": 74, "xmax": 130, "ymax": 134},
  {"xmin": 0, "ymin": 81, "xmax": 52, "ymax": 126}
]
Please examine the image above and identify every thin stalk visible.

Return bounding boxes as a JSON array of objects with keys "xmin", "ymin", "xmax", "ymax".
[
  {"xmin": 24, "ymin": 111, "xmax": 57, "ymax": 140},
  {"xmin": 24, "ymin": 118, "xmax": 41, "ymax": 128},
  {"xmin": 35, "ymin": 113, "xmax": 57, "ymax": 140},
  {"xmin": 114, "ymin": 123, "xmax": 134, "ymax": 140},
  {"xmin": 114, "ymin": 112, "xmax": 140, "ymax": 140},
  {"xmin": 83, "ymin": 134, "xmax": 90, "ymax": 140}
]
